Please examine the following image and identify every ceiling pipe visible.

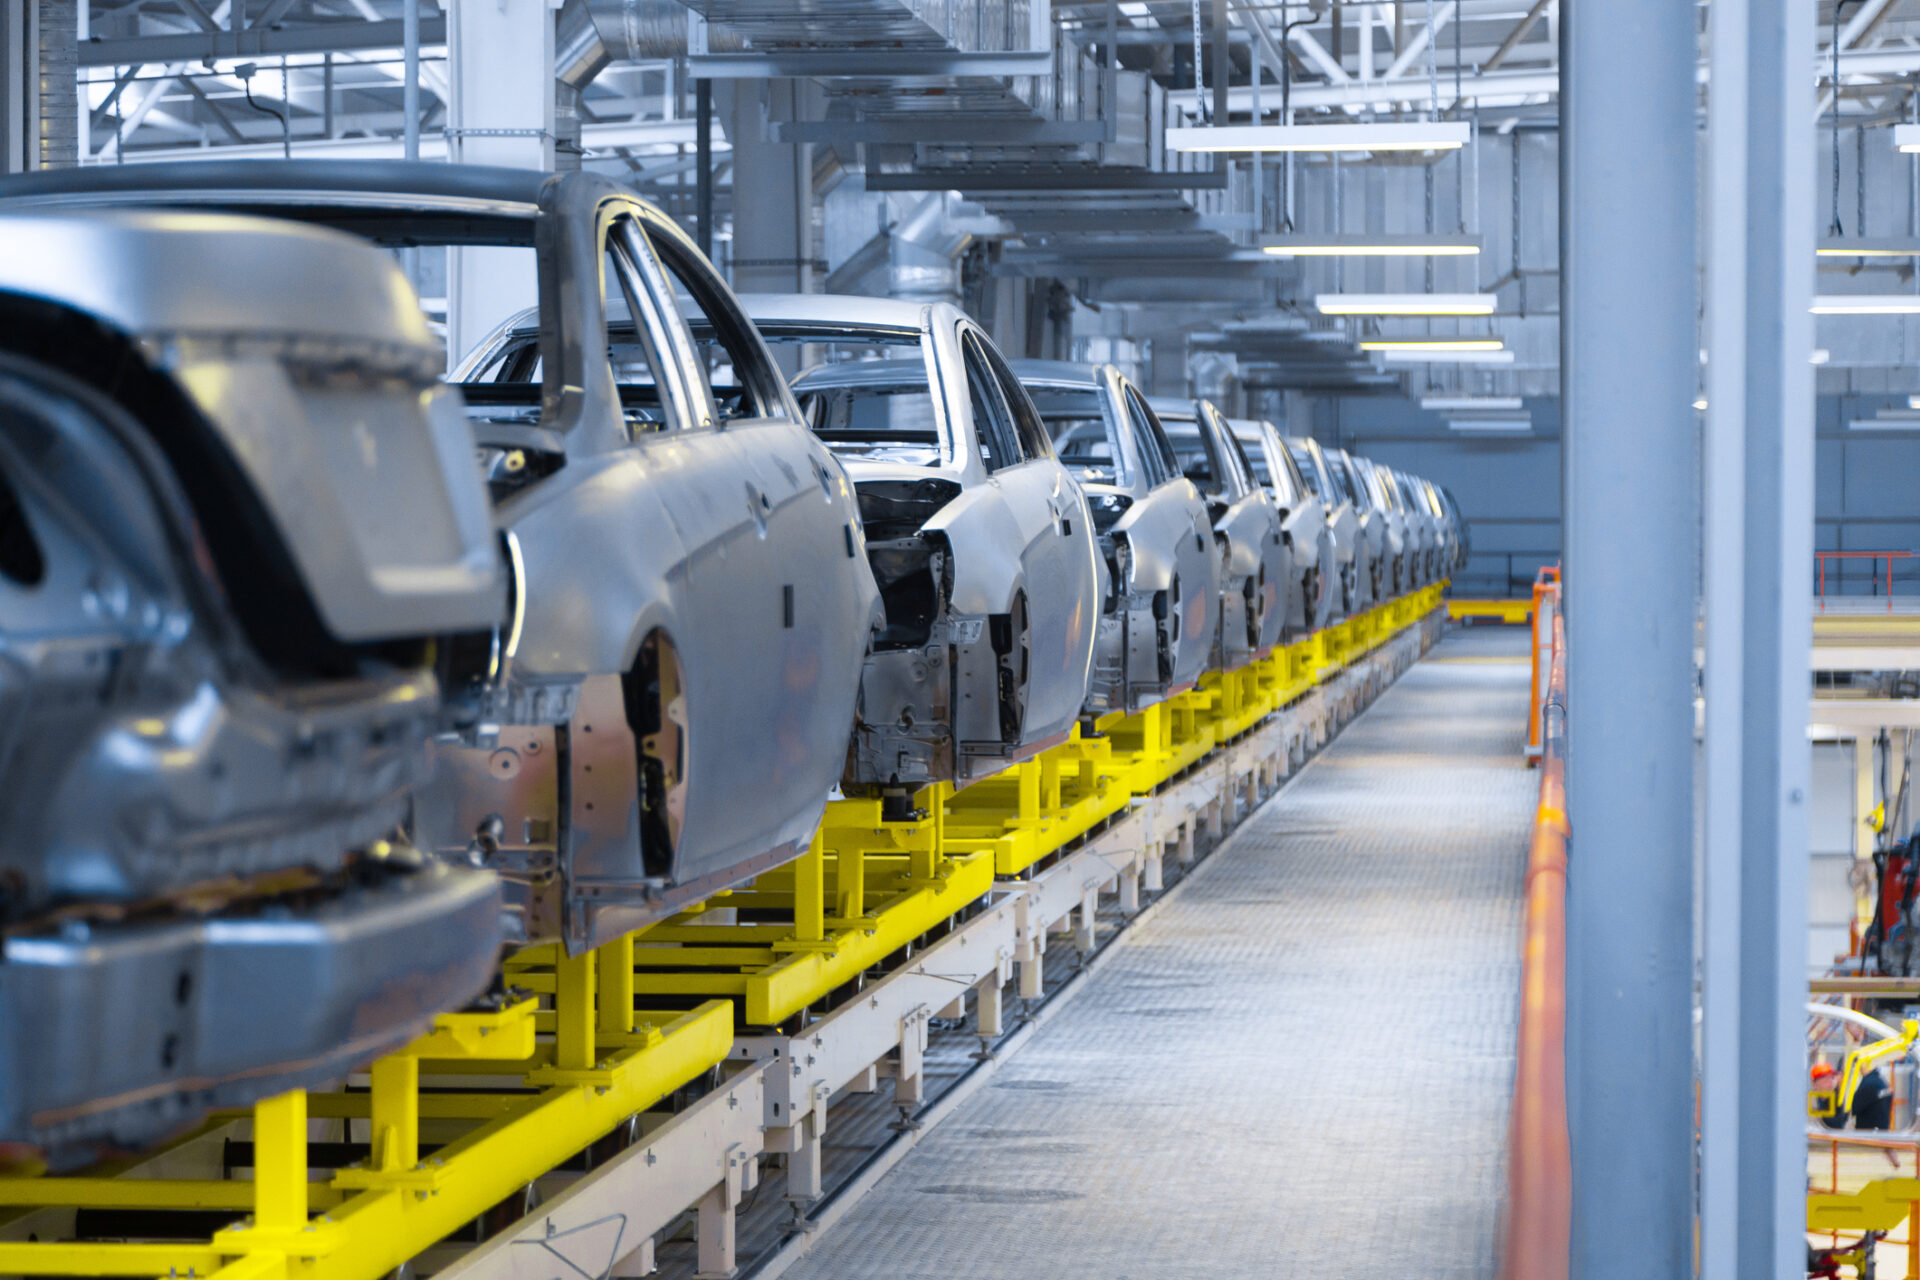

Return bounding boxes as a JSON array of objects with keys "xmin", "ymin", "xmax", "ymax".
[{"xmin": 553, "ymin": 0, "xmax": 741, "ymax": 168}]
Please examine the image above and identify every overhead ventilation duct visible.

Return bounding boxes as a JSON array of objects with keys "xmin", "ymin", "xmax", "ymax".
[
  {"xmin": 553, "ymin": 0, "xmax": 742, "ymax": 167},
  {"xmin": 887, "ymin": 192, "xmax": 973, "ymax": 304}
]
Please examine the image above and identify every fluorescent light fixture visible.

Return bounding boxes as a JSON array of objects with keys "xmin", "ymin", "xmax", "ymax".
[
  {"xmin": 1377, "ymin": 349, "xmax": 1516, "ymax": 365},
  {"xmin": 1692, "ymin": 398, "xmax": 1708, "ymax": 411},
  {"xmin": 1811, "ymin": 348, "xmax": 1831, "ymax": 364},
  {"xmin": 1420, "ymin": 395, "xmax": 1522, "ymax": 411},
  {"xmin": 1896, "ymin": 124, "xmax": 1920, "ymax": 153},
  {"xmin": 1848, "ymin": 415, "xmax": 1920, "ymax": 430},
  {"xmin": 1317, "ymin": 292, "xmax": 1496, "ymax": 317},
  {"xmin": 1360, "ymin": 339, "xmax": 1505, "ymax": 352},
  {"xmin": 1811, "ymin": 295, "xmax": 1920, "ymax": 314},
  {"xmin": 1908, "ymin": 394, "xmax": 1920, "ymax": 410},
  {"xmin": 1448, "ymin": 419, "xmax": 1532, "ymax": 433},
  {"xmin": 1261, "ymin": 234, "xmax": 1481, "ymax": 258},
  {"xmin": 1817, "ymin": 237, "xmax": 1920, "ymax": 257},
  {"xmin": 1166, "ymin": 121, "xmax": 1472, "ymax": 153}
]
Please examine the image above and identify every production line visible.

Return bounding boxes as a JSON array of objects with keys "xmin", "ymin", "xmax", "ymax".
[{"xmin": 0, "ymin": 161, "xmax": 1459, "ymax": 1278}]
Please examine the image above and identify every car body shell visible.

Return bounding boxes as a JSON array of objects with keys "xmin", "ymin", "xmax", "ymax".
[
  {"xmin": 0, "ymin": 161, "xmax": 883, "ymax": 955},
  {"xmin": 1229, "ymin": 417, "xmax": 1338, "ymax": 629},
  {"xmin": 1325, "ymin": 447, "xmax": 1394, "ymax": 604},
  {"xmin": 1012, "ymin": 361, "xmax": 1220, "ymax": 716},
  {"xmin": 1286, "ymin": 436, "xmax": 1366, "ymax": 616},
  {"xmin": 1150, "ymin": 397, "xmax": 1288, "ymax": 664},
  {"xmin": 0, "ymin": 209, "xmax": 502, "ymax": 1151},
  {"xmin": 737, "ymin": 294, "xmax": 1103, "ymax": 794}
]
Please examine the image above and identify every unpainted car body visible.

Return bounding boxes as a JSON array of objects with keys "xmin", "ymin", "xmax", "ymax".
[
  {"xmin": 0, "ymin": 162, "xmax": 883, "ymax": 955},
  {"xmin": 1349, "ymin": 454, "xmax": 1412, "ymax": 595},
  {"xmin": 1435, "ymin": 483, "xmax": 1471, "ymax": 570},
  {"xmin": 1012, "ymin": 362, "xmax": 1220, "ymax": 716},
  {"xmin": 1150, "ymin": 398, "xmax": 1288, "ymax": 666},
  {"xmin": 1229, "ymin": 417, "xmax": 1338, "ymax": 631},
  {"xmin": 738, "ymin": 296, "xmax": 1102, "ymax": 801},
  {"xmin": 1325, "ymin": 447, "xmax": 1395, "ymax": 605},
  {"xmin": 1286, "ymin": 436, "xmax": 1366, "ymax": 617},
  {"xmin": 0, "ymin": 210, "xmax": 504, "ymax": 1154}
]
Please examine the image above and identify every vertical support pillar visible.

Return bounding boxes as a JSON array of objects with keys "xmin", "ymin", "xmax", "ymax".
[
  {"xmin": 555, "ymin": 948, "xmax": 597, "ymax": 1072},
  {"xmin": 794, "ymin": 834, "xmax": 825, "ymax": 944},
  {"xmin": 976, "ymin": 971, "xmax": 1004, "ymax": 1038},
  {"xmin": 1560, "ymin": 0, "xmax": 1699, "ymax": 1275},
  {"xmin": 1075, "ymin": 886, "xmax": 1099, "ymax": 951},
  {"xmin": 1698, "ymin": 0, "xmax": 1816, "ymax": 1275},
  {"xmin": 370, "ymin": 1055, "xmax": 418, "ymax": 1173},
  {"xmin": 836, "ymin": 843, "xmax": 865, "ymax": 921},
  {"xmin": 693, "ymin": 1182, "xmax": 734, "ymax": 1279},
  {"xmin": 695, "ymin": 77, "xmax": 713, "ymax": 259},
  {"xmin": 597, "ymin": 933, "xmax": 634, "ymax": 1037},
  {"xmin": 253, "ymin": 1090, "xmax": 308, "ymax": 1234},
  {"xmin": 445, "ymin": 0, "xmax": 553, "ymax": 364}
]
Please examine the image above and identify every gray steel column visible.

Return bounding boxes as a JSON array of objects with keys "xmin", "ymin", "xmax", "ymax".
[
  {"xmin": 1699, "ymin": 0, "xmax": 1816, "ymax": 1275},
  {"xmin": 1558, "ymin": 0, "xmax": 1696, "ymax": 1275},
  {"xmin": 402, "ymin": 0, "xmax": 420, "ymax": 162}
]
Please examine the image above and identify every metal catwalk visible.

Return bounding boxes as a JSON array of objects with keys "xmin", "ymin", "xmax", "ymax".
[{"xmin": 782, "ymin": 626, "xmax": 1536, "ymax": 1280}]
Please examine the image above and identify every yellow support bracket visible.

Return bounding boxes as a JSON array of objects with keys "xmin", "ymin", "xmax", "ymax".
[
  {"xmin": 1809, "ymin": 1176, "xmax": 1920, "ymax": 1233},
  {"xmin": 0, "ymin": 1243, "xmax": 230, "ymax": 1276}
]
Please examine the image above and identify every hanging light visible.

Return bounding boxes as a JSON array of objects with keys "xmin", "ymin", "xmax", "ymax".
[
  {"xmin": 1810, "ymin": 295, "xmax": 1920, "ymax": 314},
  {"xmin": 1167, "ymin": 122, "xmax": 1472, "ymax": 153},
  {"xmin": 1317, "ymin": 293, "xmax": 1496, "ymax": 316},
  {"xmin": 1262, "ymin": 234, "xmax": 1481, "ymax": 257},
  {"xmin": 1421, "ymin": 396, "xmax": 1523, "ymax": 411},
  {"xmin": 1360, "ymin": 338, "xmax": 1505, "ymax": 352},
  {"xmin": 1816, "ymin": 238, "xmax": 1920, "ymax": 257},
  {"xmin": 1893, "ymin": 124, "xmax": 1920, "ymax": 153}
]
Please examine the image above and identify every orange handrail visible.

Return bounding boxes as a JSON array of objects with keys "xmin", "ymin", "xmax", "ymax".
[
  {"xmin": 1501, "ymin": 582, "xmax": 1571, "ymax": 1280},
  {"xmin": 1526, "ymin": 566, "xmax": 1562, "ymax": 759}
]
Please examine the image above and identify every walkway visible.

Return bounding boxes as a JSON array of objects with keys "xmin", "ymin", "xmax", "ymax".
[{"xmin": 783, "ymin": 626, "xmax": 1536, "ymax": 1280}]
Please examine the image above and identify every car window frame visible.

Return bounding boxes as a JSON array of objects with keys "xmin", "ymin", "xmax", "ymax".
[
  {"xmin": 605, "ymin": 214, "xmax": 714, "ymax": 434},
  {"xmin": 1121, "ymin": 382, "xmax": 1180, "ymax": 489},
  {"xmin": 974, "ymin": 332, "xmax": 1056, "ymax": 463},
  {"xmin": 957, "ymin": 327, "xmax": 1027, "ymax": 473},
  {"xmin": 637, "ymin": 209, "xmax": 796, "ymax": 424}
]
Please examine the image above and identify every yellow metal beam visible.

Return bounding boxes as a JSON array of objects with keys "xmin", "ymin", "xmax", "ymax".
[{"xmin": 0, "ymin": 1243, "xmax": 229, "ymax": 1275}]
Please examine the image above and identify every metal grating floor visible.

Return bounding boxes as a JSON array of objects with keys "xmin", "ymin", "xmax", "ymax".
[{"xmin": 781, "ymin": 626, "xmax": 1537, "ymax": 1280}]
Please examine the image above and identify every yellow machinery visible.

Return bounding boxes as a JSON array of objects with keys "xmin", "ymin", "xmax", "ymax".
[{"xmin": 0, "ymin": 582, "xmax": 1446, "ymax": 1280}]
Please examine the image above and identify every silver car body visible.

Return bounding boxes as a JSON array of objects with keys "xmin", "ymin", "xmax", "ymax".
[
  {"xmin": 739, "ymin": 296, "xmax": 1102, "ymax": 797},
  {"xmin": 0, "ymin": 161, "xmax": 883, "ymax": 955},
  {"xmin": 1151, "ymin": 398, "xmax": 1288, "ymax": 665},
  {"xmin": 1330, "ymin": 448, "xmax": 1396, "ymax": 602},
  {"xmin": 1287, "ymin": 436, "xmax": 1366, "ymax": 616},
  {"xmin": 1230, "ymin": 418, "xmax": 1338, "ymax": 630},
  {"xmin": 1013, "ymin": 362, "xmax": 1220, "ymax": 715},
  {"xmin": 0, "ymin": 210, "xmax": 503, "ymax": 1152},
  {"xmin": 1396, "ymin": 469, "xmax": 1441, "ymax": 584},
  {"xmin": 1351, "ymin": 454, "xmax": 1411, "ymax": 593}
]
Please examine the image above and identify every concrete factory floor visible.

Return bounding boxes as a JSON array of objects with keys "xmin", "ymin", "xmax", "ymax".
[{"xmin": 781, "ymin": 625, "xmax": 1537, "ymax": 1279}]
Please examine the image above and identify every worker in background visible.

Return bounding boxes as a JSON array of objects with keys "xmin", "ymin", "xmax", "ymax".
[{"xmin": 1812, "ymin": 1060, "xmax": 1895, "ymax": 1131}]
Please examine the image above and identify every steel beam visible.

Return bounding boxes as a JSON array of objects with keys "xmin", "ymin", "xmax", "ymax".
[
  {"xmin": 685, "ymin": 50, "xmax": 1052, "ymax": 79},
  {"xmin": 79, "ymin": 18, "xmax": 448, "ymax": 67},
  {"xmin": 774, "ymin": 119, "xmax": 1109, "ymax": 145},
  {"xmin": 1698, "ymin": 0, "xmax": 1816, "ymax": 1273},
  {"xmin": 1560, "ymin": 0, "xmax": 1697, "ymax": 1275},
  {"xmin": 866, "ymin": 168, "xmax": 1230, "ymax": 192}
]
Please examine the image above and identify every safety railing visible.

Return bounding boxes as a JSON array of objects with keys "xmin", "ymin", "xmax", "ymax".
[
  {"xmin": 1807, "ymin": 1128, "xmax": 1920, "ymax": 1276},
  {"xmin": 1501, "ymin": 574, "xmax": 1571, "ymax": 1280},
  {"xmin": 1526, "ymin": 566, "xmax": 1560, "ymax": 762},
  {"xmin": 1817, "ymin": 549, "xmax": 1915, "ymax": 613}
]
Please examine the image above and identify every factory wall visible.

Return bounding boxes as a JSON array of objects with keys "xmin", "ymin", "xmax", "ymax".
[
  {"xmin": 1304, "ymin": 390, "xmax": 1920, "ymax": 600},
  {"xmin": 1311, "ymin": 394, "xmax": 1563, "ymax": 599}
]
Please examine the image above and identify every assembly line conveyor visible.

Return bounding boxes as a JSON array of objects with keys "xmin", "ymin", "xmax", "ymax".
[{"xmin": 0, "ymin": 585, "xmax": 1448, "ymax": 1280}]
